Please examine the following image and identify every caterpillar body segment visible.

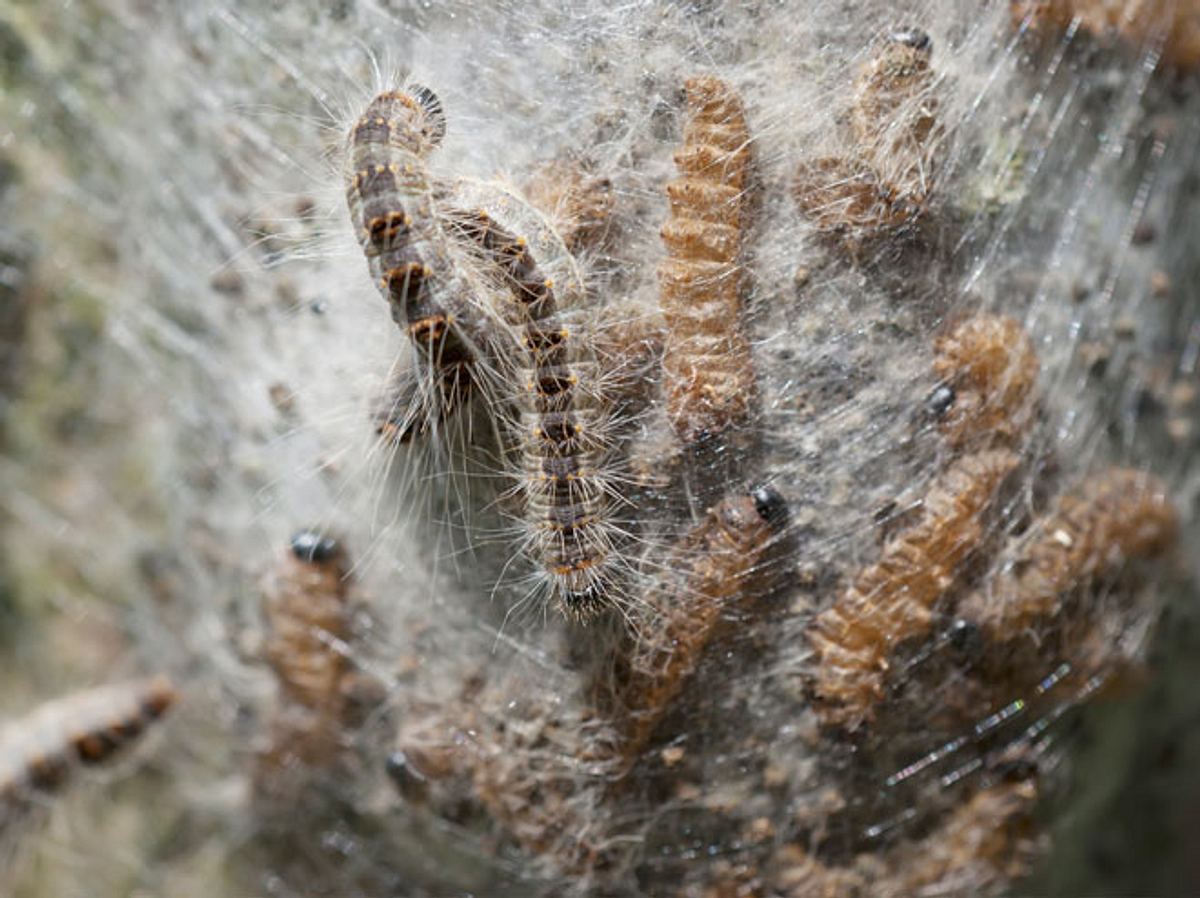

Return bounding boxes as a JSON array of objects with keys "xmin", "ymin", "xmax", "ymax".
[
  {"xmin": 809, "ymin": 450, "xmax": 1020, "ymax": 730},
  {"xmin": 0, "ymin": 677, "xmax": 176, "ymax": 837},
  {"xmin": 959, "ymin": 469, "xmax": 1178, "ymax": 639},
  {"xmin": 659, "ymin": 76, "xmax": 757, "ymax": 444},
  {"xmin": 931, "ymin": 314, "xmax": 1040, "ymax": 449},
  {"xmin": 444, "ymin": 182, "xmax": 623, "ymax": 620}
]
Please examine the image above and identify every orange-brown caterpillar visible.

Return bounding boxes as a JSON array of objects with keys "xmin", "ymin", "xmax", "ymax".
[
  {"xmin": 794, "ymin": 30, "xmax": 941, "ymax": 241},
  {"xmin": 931, "ymin": 314, "xmax": 1040, "ymax": 449},
  {"xmin": 258, "ymin": 531, "xmax": 367, "ymax": 774},
  {"xmin": 0, "ymin": 676, "xmax": 176, "ymax": 831},
  {"xmin": 659, "ymin": 76, "xmax": 757, "ymax": 444},
  {"xmin": 959, "ymin": 468, "xmax": 1178, "ymax": 639},
  {"xmin": 610, "ymin": 486, "xmax": 789, "ymax": 762},
  {"xmin": 809, "ymin": 450, "xmax": 1020, "ymax": 730},
  {"xmin": 447, "ymin": 183, "xmax": 621, "ymax": 620},
  {"xmin": 345, "ymin": 86, "xmax": 477, "ymax": 442}
]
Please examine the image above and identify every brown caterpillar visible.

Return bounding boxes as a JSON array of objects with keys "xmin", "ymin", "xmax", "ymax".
[
  {"xmin": 809, "ymin": 450, "xmax": 1020, "ymax": 730},
  {"xmin": 0, "ymin": 677, "xmax": 176, "ymax": 834},
  {"xmin": 930, "ymin": 314, "xmax": 1040, "ymax": 449},
  {"xmin": 258, "ymin": 530, "xmax": 370, "ymax": 775},
  {"xmin": 345, "ymin": 86, "xmax": 479, "ymax": 442},
  {"xmin": 794, "ymin": 30, "xmax": 941, "ymax": 242},
  {"xmin": 446, "ymin": 182, "xmax": 621, "ymax": 620},
  {"xmin": 659, "ymin": 76, "xmax": 757, "ymax": 444},
  {"xmin": 851, "ymin": 28, "xmax": 941, "ymax": 197},
  {"xmin": 610, "ymin": 486, "xmax": 789, "ymax": 763},
  {"xmin": 958, "ymin": 468, "xmax": 1178, "ymax": 639}
]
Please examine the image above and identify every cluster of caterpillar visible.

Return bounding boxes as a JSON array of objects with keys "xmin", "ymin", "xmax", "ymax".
[
  {"xmin": 659, "ymin": 76, "xmax": 757, "ymax": 444},
  {"xmin": 347, "ymin": 87, "xmax": 628, "ymax": 620},
  {"xmin": 385, "ymin": 488, "xmax": 791, "ymax": 877},
  {"xmin": 1012, "ymin": 0, "xmax": 1200, "ymax": 71},
  {"xmin": 793, "ymin": 29, "xmax": 942, "ymax": 243},
  {"xmin": 958, "ymin": 468, "xmax": 1178, "ymax": 639},
  {"xmin": 255, "ymin": 530, "xmax": 379, "ymax": 797},
  {"xmin": 0, "ymin": 677, "xmax": 176, "ymax": 846},
  {"xmin": 808, "ymin": 312, "xmax": 1044, "ymax": 729},
  {"xmin": 808, "ymin": 450, "xmax": 1020, "ymax": 730}
]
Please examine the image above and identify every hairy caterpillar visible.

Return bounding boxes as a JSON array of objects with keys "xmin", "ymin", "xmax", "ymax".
[
  {"xmin": 931, "ymin": 314, "xmax": 1040, "ymax": 449},
  {"xmin": 794, "ymin": 30, "xmax": 942, "ymax": 242},
  {"xmin": 808, "ymin": 450, "xmax": 1020, "ymax": 730},
  {"xmin": 659, "ymin": 76, "xmax": 757, "ymax": 444},
  {"xmin": 0, "ymin": 677, "xmax": 176, "ymax": 837},
  {"xmin": 445, "ymin": 181, "xmax": 623, "ymax": 620},
  {"xmin": 852, "ymin": 28, "xmax": 941, "ymax": 198},
  {"xmin": 609, "ymin": 486, "xmax": 789, "ymax": 763},
  {"xmin": 958, "ymin": 468, "xmax": 1178, "ymax": 639},
  {"xmin": 257, "ymin": 531, "xmax": 374, "ymax": 779},
  {"xmin": 344, "ymin": 86, "xmax": 480, "ymax": 442}
]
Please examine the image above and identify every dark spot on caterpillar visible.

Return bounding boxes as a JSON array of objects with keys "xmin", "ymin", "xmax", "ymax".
[{"xmin": 409, "ymin": 84, "xmax": 446, "ymax": 146}]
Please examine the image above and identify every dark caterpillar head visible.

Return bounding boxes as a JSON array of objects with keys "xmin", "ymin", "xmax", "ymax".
[
  {"xmin": 290, "ymin": 530, "xmax": 343, "ymax": 566},
  {"xmin": 924, "ymin": 382, "xmax": 956, "ymax": 420},
  {"xmin": 750, "ymin": 485, "xmax": 790, "ymax": 531},
  {"xmin": 888, "ymin": 27, "xmax": 932, "ymax": 53},
  {"xmin": 408, "ymin": 84, "xmax": 446, "ymax": 148}
]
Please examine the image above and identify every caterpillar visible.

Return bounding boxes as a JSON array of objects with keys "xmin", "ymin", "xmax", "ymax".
[
  {"xmin": 793, "ymin": 30, "xmax": 941, "ymax": 242},
  {"xmin": 0, "ymin": 677, "xmax": 176, "ymax": 836},
  {"xmin": 930, "ymin": 314, "xmax": 1039, "ymax": 449},
  {"xmin": 611, "ymin": 486, "xmax": 789, "ymax": 763},
  {"xmin": 445, "ymin": 181, "xmax": 622, "ymax": 621},
  {"xmin": 258, "ymin": 530, "xmax": 366, "ymax": 774},
  {"xmin": 344, "ymin": 86, "xmax": 482, "ymax": 443},
  {"xmin": 808, "ymin": 450, "xmax": 1020, "ymax": 730},
  {"xmin": 852, "ymin": 28, "xmax": 941, "ymax": 197},
  {"xmin": 659, "ymin": 76, "xmax": 757, "ymax": 444},
  {"xmin": 957, "ymin": 468, "xmax": 1178, "ymax": 639}
]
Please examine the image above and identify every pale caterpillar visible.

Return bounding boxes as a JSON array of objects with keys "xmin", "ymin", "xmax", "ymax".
[
  {"xmin": 605, "ymin": 486, "xmax": 790, "ymax": 764},
  {"xmin": 793, "ymin": 29, "xmax": 942, "ymax": 242}
]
